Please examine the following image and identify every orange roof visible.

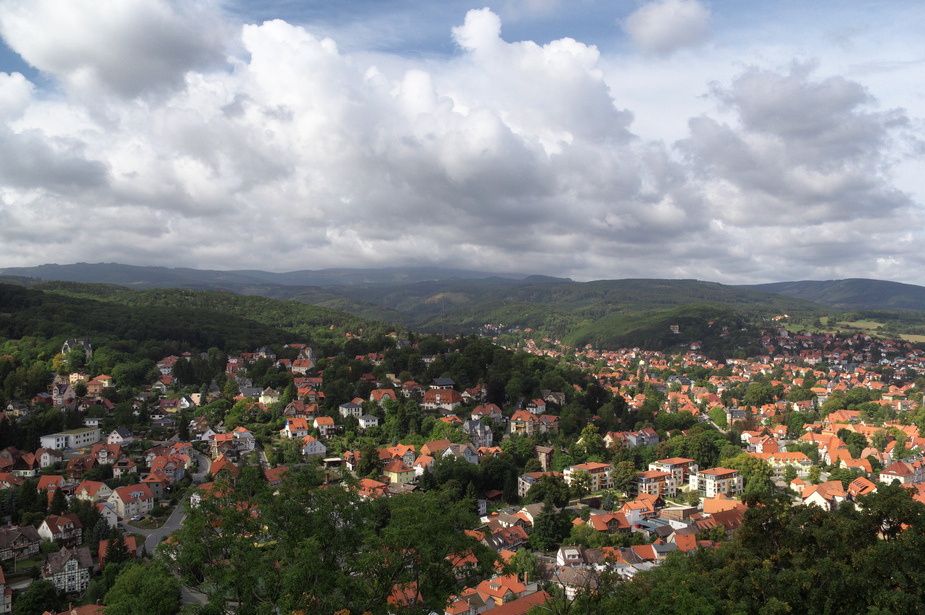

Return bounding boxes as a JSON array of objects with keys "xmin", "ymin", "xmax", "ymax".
[
  {"xmin": 285, "ymin": 418, "xmax": 308, "ymax": 431},
  {"xmin": 384, "ymin": 460, "xmax": 412, "ymax": 474},
  {"xmin": 674, "ymin": 533, "xmax": 699, "ymax": 552}
]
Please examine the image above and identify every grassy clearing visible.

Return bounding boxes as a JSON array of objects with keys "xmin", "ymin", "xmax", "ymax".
[{"xmin": 834, "ymin": 320, "xmax": 884, "ymax": 330}]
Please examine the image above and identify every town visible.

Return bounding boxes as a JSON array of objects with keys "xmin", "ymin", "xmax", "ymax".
[{"xmin": 2, "ymin": 319, "xmax": 925, "ymax": 615}]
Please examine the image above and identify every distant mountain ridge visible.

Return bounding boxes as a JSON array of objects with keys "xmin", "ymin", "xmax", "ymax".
[
  {"xmin": 742, "ymin": 278, "xmax": 925, "ymax": 311},
  {"xmin": 0, "ymin": 262, "xmax": 534, "ymax": 289},
  {"xmin": 5, "ymin": 264, "xmax": 925, "ymax": 348}
]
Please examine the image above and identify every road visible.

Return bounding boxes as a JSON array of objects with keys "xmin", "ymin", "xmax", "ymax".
[
  {"xmin": 127, "ymin": 497, "xmax": 188, "ymax": 555},
  {"xmin": 131, "ymin": 448, "xmax": 211, "ymax": 554},
  {"xmin": 10, "ymin": 578, "xmax": 33, "ymax": 591},
  {"xmin": 181, "ymin": 584, "xmax": 209, "ymax": 607},
  {"xmin": 257, "ymin": 446, "xmax": 270, "ymax": 471},
  {"xmin": 191, "ymin": 450, "xmax": 211, "ymax": 483}
]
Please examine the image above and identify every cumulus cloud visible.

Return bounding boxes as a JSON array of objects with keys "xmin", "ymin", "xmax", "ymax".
[
  {"xmin": 677, "ymin": 62, "xmax": 916, "ymax": 279},
  {"xmin": 0, "ymin": 0, "xmax": 229, "ymax": 98},
  {"xmin": 0, "ymin": 6, "xmax": 919, "ymax": 284},
  {"xmin": 623, "ymin": 0, "xmax": 711, "ymax": 55},
  {"xmin": 0, "ymin": 71, "xmax": 32, "ymax": 118}
]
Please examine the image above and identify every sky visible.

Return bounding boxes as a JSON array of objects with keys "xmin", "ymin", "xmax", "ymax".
[{"xmin": 0, "ymin": 0, "xmax": 923, "ymax": 284}]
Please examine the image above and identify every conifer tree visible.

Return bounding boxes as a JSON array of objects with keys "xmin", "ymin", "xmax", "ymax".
[{"xmin": 49, "ymin": 488, "xmax": 67, "ymax": 516}]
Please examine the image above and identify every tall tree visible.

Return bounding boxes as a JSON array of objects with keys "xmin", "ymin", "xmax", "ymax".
[
  {"xmin": 12, "ymin": 580, "xmax": 64, "ymax": 615},
  {"xmin": 356, "ymin": 441, "xmax": 384, "ymax": 479},
  {"xmin": 104, "ymin": 561, "xmax": 181, "ymax": 615},
  {"xmin": 92, "ymin": 516, "xmax": 111, "ymax": 544},
  {"xmin": 49, "ymin": 488, "xmax": 67, "ymax": 516},
  {"xmin": 169, "ymin": 467, "xmax": 495, "ymax": 615},
  {"xmin": 105, "ymin": 532, "xmax": 131, "ymax": 567},
  {"xmin": 530, "ymin": 498, "xmax": 570, "ymax": 552},
  {"xmin": 612, "ymin": 461, "xmax": 637, "ymax": 495}
]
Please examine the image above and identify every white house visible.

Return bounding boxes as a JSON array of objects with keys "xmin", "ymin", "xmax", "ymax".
[
  {"xmin": 338, "ymin": 402, "xmax": 363, "ymax": 419},
  {"xmin": 232, "ymin": 427, "xmax": 256, "ymax": 451},
  {"xmin": 301, "ymin": 435, "xmax": 327, "ymax": 458},
  {"xmin": 107, "ymin": 484, "xmax": 154, "ymax": 519},
  {"xmin": 689, "ymin": 468, "xmax": 744, "ymax": 498},
  {"xmin": 107, "ymin": 427, "xmax": 133, "ymax": 446},
  {"xmin": 281, "ymin": 418, "xmax": 309, "ymax": 439}
]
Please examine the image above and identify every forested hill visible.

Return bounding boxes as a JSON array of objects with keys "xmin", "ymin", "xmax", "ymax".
[
  {"xmin": 2, "ymin": 265, "xmax": 835, "ymax": 353},
  {"xmin": 0, "ymin": 262, "xmax": 528, "ymax": 288},
  {"xmin": 30, "ymin": 279, "xmax": 819, "ymax": 354},
  {"xmin": 320, "ymin": 277, "xmax": 821, "ymax": 334},
  {"xmin": 0, "ymin": 283, "xmax": 387, "ymax": 357},
  {"xmin": 744, "ymin": 278, "xmax": 925, "ymax": 311},
  {"xmin": 32, "ymin": 282, "xmax": 392, "ymax": 338}
]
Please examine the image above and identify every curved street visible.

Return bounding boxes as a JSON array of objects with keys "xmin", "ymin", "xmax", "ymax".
[{"xmin": 127, "ymin": 496, "xmax": 188, "ymax": 556}]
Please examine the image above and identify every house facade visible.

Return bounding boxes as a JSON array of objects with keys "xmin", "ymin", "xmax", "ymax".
[
  {"xmin": 281, "ymin": 418, "xmax": 309, "ymax": 439},
  {"xmin": 301, "ymin": 435, "xmax": 327, "ymax": 458},
  {"xmin": 39, "ymin": 428, "xmax": 101, "ymax": 451},
  {"xmin": 648, "ymin": 458, "xmax": 699, "ymax": 484},
  {"xmin": 689, "ymin": 468, "xmax": 744, "ymax": 498},
  {"xmin": 634, "ymin": 470, "xmax": 677, "ymax": 498},
  {"xmin": 38, "ymin": 514, "xmax": 83, "ymax": 548},
  {"xmin": 564, "ymin": 463, "xmax": 613, "ymax": 492},
  {"xmin": 43, "ymin": 547, "xmax": 93, "ymax": 593},
  {"xmin": 421, "ymin": 389, "xmax": 463, "ymax": 412},
  {"xmin": 0, "ymin": 526, "xmax": 41, "ymax": 561},
  {"xmin": 108, "ymin": 484, "xmax": 155, "ymax": 519}
]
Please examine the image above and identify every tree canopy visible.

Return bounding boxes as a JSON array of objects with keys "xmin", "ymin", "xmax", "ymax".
[{"xmin": 168, "ymin": 466, "xmax": 497, "ymax": 615}]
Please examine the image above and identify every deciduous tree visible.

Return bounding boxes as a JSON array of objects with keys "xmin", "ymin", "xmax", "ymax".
[{"xmin": 104, "ymin": 561, "xmax": 181, "ymax": 615}]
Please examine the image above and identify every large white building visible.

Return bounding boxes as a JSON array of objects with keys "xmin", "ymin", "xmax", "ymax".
[
  {"xmin": 563, "ymin": 462, "xmax": 613, "ymax": 492},
  {"xmin": 39, "ymin": 428, "xmax": 101, "ymax": 451},
  {"xmin": 689, "ymin": 467, "xmax": 744, "ymax": 498},
  {"xmin": 648, "ymin": 457, "xmax": 699, "ymax": 484},
  {"xmin": 634, "ymin": 470, "xmax": 677, "ymax": 498}
]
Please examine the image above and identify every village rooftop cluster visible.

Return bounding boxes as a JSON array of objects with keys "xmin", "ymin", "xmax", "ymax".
[{"xmin": 2, "ymin": 322, "xmax": 925, "ymax": 614}]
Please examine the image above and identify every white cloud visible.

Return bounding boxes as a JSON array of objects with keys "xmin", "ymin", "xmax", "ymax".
[
  {"xmin": 681, "ymin": 62, "xmax": 911, "ymax": 226},
  {"xmin": 0, "ymin": 0, "xmax": 229, "ymax": 98},
  {"xmin": 623, "ymin": 0, "xmax": 711, "ymax": 56},
  {"xmin": 0, "ymin": 72, "xmax": 32, "ymax": 119},
  {"xmin": 0, "ymin": 6, "xmax": 920, "ymax": 285}
]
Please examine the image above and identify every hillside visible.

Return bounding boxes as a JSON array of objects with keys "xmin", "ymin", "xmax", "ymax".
[
  {"xmin": 325, "ymin": 277, "xmax": 822, "ymax": 336},
  {"xmin": 27, "ymin": 282, "xmax": 388, "ymax": 342},
  {"xmin": 744, "ymin": 278, "xmax": 925, "ymax": 311},
  {"xmin": 563, "ymin": 303, "xmax": 760, "ymax": 354},
  {"xmin": 0, "ymin": 283, "xmax": 295, "ymax": 356},
  {"xmin": 0, "ymin": 262, "xmax": 528, "ymax": 290},
  {"xmin": 0, "ymin": 282, "xmax": 393, "ymax": 370},
  {"xmin": 1, "ymin": 264, "xmax": 837, "ymax": 350}
]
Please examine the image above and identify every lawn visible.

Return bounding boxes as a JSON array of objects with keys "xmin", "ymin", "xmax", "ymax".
[{"xmin": 1, "ymin": 554, "xmax": 44, "ymax": 581}]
